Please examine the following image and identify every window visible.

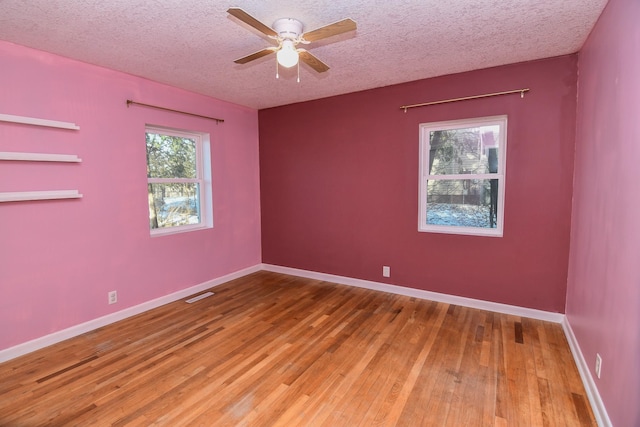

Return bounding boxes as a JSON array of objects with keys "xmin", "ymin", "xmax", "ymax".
[
  {"xmin": 146, "ymin": 126, "xmax": 212, "ymax": 235},
  {"xmin": 419, "ymin": 115, "xmax": 507, "ymax": 237}
]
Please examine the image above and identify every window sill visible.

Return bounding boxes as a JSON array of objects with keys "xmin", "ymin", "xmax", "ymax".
[
  {"xmin": 418, "ymin": 226, "xmax": 503, "ymax": 237},
  {"xmin": 150, "ymin": 223, "xmax": 212, "ymax": 237}
]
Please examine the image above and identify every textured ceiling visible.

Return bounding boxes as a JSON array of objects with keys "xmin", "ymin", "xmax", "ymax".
[{"xmin": 0, "ymin": 0, "xmax": 607, "ymax": 110}]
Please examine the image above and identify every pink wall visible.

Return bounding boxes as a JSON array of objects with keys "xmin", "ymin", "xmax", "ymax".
[
  {"xmin": 259, "ymin": 56, "xmax": 577, "ymax": 312},
  {"xmin": 567, "ymin": 0, "xmax": 640, "ymax": 425},
  {"xmin": 0, "ymin": 41, "xmax": 261, "ymax": 351}
]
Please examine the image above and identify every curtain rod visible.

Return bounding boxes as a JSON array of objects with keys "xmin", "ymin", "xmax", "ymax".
[
  {"xmin": 400, "ymin": 88, "xmax": 530, "ymax": 113},
  {"xmin": 126, "ymin": 100, "xmax": 224, "ymax": 124}
]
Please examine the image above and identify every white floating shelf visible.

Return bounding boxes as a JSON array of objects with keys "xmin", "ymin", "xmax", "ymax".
[
  {"xmin": 0, "ymin": 152, "xmax": 82, "ymax": 163},
  {"xmin": 0, "ymin": 113, "xmax": 80, "ymax": 130},
  {"xmin": 0, "ymin": 190, "xmax": 83, "ymax": 203}
]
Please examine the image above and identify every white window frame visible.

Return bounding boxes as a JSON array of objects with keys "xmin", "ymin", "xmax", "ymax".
[
  {"xmin": 418, "ymin": 115, "xmax": 507, "ymax": 237},
  {"xmin": 146, "ymin": 125, "xmax": 213, "ymax": 236}
]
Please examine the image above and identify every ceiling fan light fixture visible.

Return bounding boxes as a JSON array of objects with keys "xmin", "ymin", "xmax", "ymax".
[{"xmin": 277, "ymin": 40, "xmax": 299, "ymax": 68}]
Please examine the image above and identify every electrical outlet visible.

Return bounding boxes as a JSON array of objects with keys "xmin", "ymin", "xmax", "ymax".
[
  {"xmin": 108, "ymin": 291, "xmax": 117, "ymax": 305},
  {"xmin": 383, "ymin": 266, "xmax": 390, "ymax": 277},
  {"xmin": 595, "ymin": 353, "xmax": 602, "ymax": 379}
]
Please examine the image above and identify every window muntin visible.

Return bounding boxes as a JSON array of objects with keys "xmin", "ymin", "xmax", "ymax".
[
  {"xmin": 146, "ymin": 126, "xmax": 211, "ymax": 235},
  {"xmin": 419, "ymin": 116, "xmax": 507, "ymax": 237}
]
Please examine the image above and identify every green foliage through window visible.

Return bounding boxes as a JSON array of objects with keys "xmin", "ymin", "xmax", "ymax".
[{"xmin": 146, "ymin": 133, "xmax": 197, "ymax": 179}]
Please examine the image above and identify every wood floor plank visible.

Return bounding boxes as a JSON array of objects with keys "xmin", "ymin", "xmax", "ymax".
[{"xmin": 0, "ymin": 271, "xmax": 597, "ymax": 426}]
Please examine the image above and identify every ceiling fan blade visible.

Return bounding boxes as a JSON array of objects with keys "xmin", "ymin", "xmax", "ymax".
[
  {"xmin": 302, "ymin": 18, "xmax": 357, "ymax": 42},
  {"xmin": 234, "ymin": 47, "xmax": 277, "ymax": 64},
  {"xmin": 227, "ymin": 7, "xmax": 277, "ymax": 38},
  {"xmin": 299, "ymin": 50, "xmax": 330, "ymax": 73}
]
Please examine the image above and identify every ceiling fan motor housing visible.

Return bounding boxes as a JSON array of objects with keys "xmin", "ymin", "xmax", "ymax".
[{"xmin": 273, "ymin": 18, "xmax": 304, "ymax": 40}]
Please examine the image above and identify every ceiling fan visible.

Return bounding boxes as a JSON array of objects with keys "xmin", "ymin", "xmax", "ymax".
[{"xmin": 227, "ymin": 7, "xmax": 357, "ymax": 79}]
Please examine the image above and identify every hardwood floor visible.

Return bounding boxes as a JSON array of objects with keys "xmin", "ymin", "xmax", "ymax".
[{"xmin": 0, "ymin": 271, "xmax": 596, "ymax": 426}]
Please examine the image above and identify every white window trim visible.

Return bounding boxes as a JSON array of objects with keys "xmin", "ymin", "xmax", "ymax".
[
  {"xmin": 418, "ymin": 115, "xmax": 507, "ymax": 237},
  {"xmin": 146, "ymin": 125, "xmax": 213, "ymax": 237}
]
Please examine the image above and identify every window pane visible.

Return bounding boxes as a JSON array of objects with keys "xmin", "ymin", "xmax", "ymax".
[
  {"xmin": 426, "ymin": 179, "xmax": 499, "ymax": 228},
  {"xmin": 429, "ymin": 126, "xmax": 499, "ymax": 175},
  {"xmin": 148, "ymin": 183, "xmax": 201, "ymax": 229},
  {"xmin": 146, "ymin": 133, "xmax": 197, "ymax": 179}
]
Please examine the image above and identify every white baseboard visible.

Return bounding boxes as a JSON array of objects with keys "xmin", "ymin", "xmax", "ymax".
[
  {"xmin": 562, "ymin": 317, "xmax": 612, "ymax": 427},
  {"xmin": 0, "ymin": 264, "xmax": 262, "ymax": 363},
  {"xmin": 262, "ymin": 264, "xmax": 565, "ymax": 323}
]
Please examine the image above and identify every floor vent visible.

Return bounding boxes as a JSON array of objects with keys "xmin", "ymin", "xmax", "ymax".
[{"xmin": 185, "ymin": 292, "xmax": 214, "ymax": 304}]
